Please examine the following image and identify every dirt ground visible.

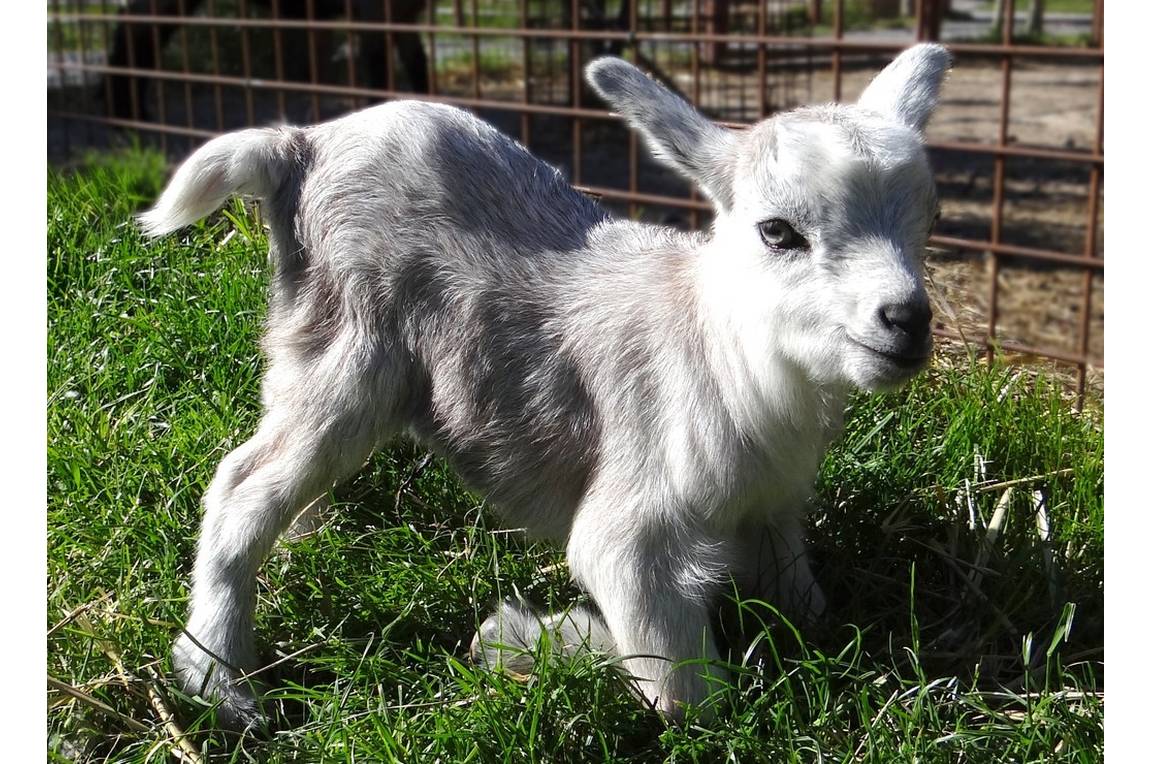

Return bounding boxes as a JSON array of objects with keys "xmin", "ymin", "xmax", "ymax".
[{"xmin": 912, "ymin": 58, "xmax": 1102, "ymax": 399}]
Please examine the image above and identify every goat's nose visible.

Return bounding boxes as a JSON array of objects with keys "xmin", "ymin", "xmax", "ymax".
[{"xmin": 878, "ymin": 300, "xmax": 932, "ymax": 340}]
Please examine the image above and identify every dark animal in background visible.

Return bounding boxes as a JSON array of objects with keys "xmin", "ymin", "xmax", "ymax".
[{"xmin": 108, "ymin": 0, "xmax": 429, "ymax": 119}]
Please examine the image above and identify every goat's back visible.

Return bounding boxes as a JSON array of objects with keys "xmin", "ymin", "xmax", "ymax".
[
  {"xmin": 278, "ymin": 102, "xmax": 708, "ymax": 536},
  {"xmin": 297, "ymin": 101, "xmax": 609, "ymax": 281}
]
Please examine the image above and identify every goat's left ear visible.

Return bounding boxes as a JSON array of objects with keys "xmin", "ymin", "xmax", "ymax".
[
  {"xmin": 857, "ymin": 43, "xmax": 953, "ymax": 133},
  {"xmin": 585, "ymin": 57, "xmax": 740, "ymax": 212}
]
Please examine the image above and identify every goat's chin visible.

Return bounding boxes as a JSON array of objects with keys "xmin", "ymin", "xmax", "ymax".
[{"xmin": 843, "ymin": 344, "xmax": 931, "ymax": 393}]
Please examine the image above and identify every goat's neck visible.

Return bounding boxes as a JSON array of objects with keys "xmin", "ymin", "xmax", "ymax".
[{"xmin": 691, "ymin": 238, "xmax": 848, "ymax": 448}]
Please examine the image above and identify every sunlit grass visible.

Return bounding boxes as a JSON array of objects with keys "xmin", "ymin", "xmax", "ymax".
[{"xmin": 48, "ymin": 150, "xmax": 1102, "ymax": 762}]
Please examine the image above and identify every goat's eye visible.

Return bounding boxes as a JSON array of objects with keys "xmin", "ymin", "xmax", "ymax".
[{"xmin": 757, "ymin": 219, "xmax": 806, "ymax": 250}]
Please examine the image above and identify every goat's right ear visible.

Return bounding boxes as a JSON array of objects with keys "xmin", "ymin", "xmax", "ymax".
[
  {"xmin": 857, "ymin": 43, "xmax": 952, "ymax": 133},
  {"xmin": 586, "ymin": 57, "xmax": 739, "ymax": 212}
]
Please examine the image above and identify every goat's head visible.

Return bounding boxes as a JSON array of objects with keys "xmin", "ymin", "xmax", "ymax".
[{"xmin": 587, "ymin": 45, "xmax": 951, "ymax": 392}]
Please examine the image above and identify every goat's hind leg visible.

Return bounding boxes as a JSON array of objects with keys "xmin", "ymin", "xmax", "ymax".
[
  {"xmin": 733, "ymin": 514, "xmax": 826, "ymax": 626},
  {"xmin": 173, "ymin": 340, "xmax": 386, "ymax": 730}
]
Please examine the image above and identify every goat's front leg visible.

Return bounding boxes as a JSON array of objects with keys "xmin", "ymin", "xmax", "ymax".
[
  {"xmin": 567, "ymin": 498, "xmax": 729, "ymax": 718},
  {"xmin": 733, "ymin": 513, "xmax": 826, "ymax": 625}
]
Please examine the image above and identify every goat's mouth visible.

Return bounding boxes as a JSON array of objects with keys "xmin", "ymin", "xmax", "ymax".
[{"xmin": 846, "ymin": 335, "xmax": 931, "ymax": 371}]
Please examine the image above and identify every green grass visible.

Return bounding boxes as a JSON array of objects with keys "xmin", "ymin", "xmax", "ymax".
[
  {"xmin": 438, "ymin": 46, "xmax": 524, "ymax": 83},
  {"xmin": 48, "ymin": 150, "xmax": 1103, "ymax": 761},
  {"xmin": 981, "ymin": 0, "xmax": 1096, "ymax": 14},
  {"xmin": 975, "ymin": 26, "xmax": 1095, "ymax": 48}
]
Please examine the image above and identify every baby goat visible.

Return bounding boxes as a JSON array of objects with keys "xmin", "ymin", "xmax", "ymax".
[{"xmin": 141, "ymin": 44, "xmax": 951, "ymax": 728}]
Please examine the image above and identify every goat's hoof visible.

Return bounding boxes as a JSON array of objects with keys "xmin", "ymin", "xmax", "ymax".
[
  {"xmin": 210, "ymin": 688, "xmax": 270, "ymax": 736},
  {"xmin": 469, "ymin": 601, "xmax": 544, "ymax": 679},
  {"xmin": 172, "ymin": 634, "xmax": 270, "ymax": 734},
  {"xmin": 800, "ymin": 583, "xmax": 827, "ymax": 626}
]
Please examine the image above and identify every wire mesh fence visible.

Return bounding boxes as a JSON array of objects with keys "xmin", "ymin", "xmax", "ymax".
[{"xmin": 48, "ymin": 0, "xmax": 1104, "ymax": 401}]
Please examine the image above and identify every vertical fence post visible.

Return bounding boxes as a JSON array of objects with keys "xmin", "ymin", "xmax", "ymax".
[
  {"xmin": 986, "ymin": 0, "xmax": 1016, "ymax": 366},
  {"xmin": 520, "ymin": 0, "xmax": 531, "ymax": 149},
  {"xmin": 147, "ymin": 0, "xmax": 168, "ymax": 153}
]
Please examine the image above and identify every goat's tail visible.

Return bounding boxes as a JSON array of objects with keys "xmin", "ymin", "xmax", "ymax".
[
  {"xmin": 137, "ymin": 127, "xmax": 304, "ymax": 238},
  {"xmin": 470, "ymin": 599, "xmax": 616, "ymax": 677}
]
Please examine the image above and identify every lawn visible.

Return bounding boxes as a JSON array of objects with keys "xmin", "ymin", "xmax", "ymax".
[
  {"xmin": 980, "ymin": 0, "xmax": 1097, "ymax": 13},
  {"xmin": 48, "ymin": 150, "xmax": 1103, "ymax": 761}
]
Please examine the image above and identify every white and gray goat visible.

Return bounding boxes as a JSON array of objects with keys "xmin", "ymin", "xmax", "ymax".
[{"xmin": 140, "ymin": 43, "xmax": 951, "ymax": 728}]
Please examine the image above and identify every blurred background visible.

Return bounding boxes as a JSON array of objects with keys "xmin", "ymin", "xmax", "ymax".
[{"xmin": 47, "ymin": 0, "xmax": 1104, "ymax": 402}]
